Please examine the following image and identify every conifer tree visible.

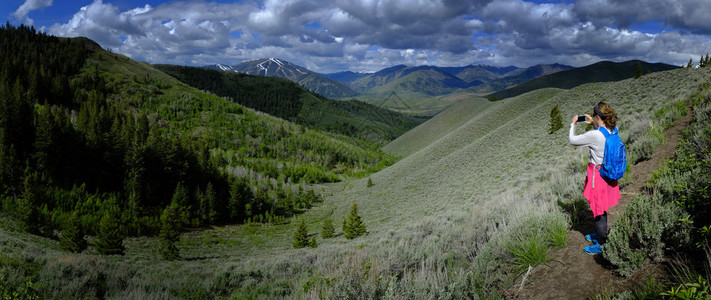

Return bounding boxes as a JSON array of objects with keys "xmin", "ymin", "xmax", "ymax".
[
  {"xmin": 159, "ymin": 201, "xmax": 182, "ymax": 260},
  {"xmin": 293, "ymin": 218, "xmax": 310, "ymax": 248},
  {"xmin": 172, "ymin": 182, "xmax": 189, "ymax": 208},
  {"xmin": 95, "ymin": 209, "xmax": 125, "ymax": 255},
  {"xmin": 343, "ymin": 201, "xmax": 366, "ymax": 239},
  {"xmin": 309, "ymin": 236, "xmax": 317, "ymax": 248},
  {"xmin": 197, "ymin": 182, "xmax": 217, "ymax": 225},
  {"xmin": 367, "ymin": 177, "xmax": 373, "ymax": 188},
  {"xmin": 634, "ymin": 62, "xmax": 643, "ymax": 78},
  {"xmin": 548, "ymin": 104, "xmax": 564, "ymax": 134},
  {"xmin": 321, "ymin": 216, "xmax": 334, "ymax": 239},
  {"xmin": 60, "ymin": 212, "xmax": 87, "ymax": 253},
  {"xmin": 16, "ymin": 174, "xmax": 38, "ymax": 234},
  {"xmin": 687, "ymin": 58, "xmax": 693, "ymax": 68},
  {"xmin": 171, "ymin": 182, "xmax": 190, "ymax": 223},
  {"xmin": 700, "ymin": 55, "xmax": 706, "ymax": 68},
  {"xmin": 0, "ymin": 144, "xmax": 20, "ymax": 195}
]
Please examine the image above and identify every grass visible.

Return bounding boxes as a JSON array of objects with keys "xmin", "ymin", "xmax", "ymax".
[
  {"xmin": 382, "ymin": 96, "xmax": 497, "ymax": 157},
  {"xmin": 3, "ymin": 66, "xmax": 711, "ymax": 298}
]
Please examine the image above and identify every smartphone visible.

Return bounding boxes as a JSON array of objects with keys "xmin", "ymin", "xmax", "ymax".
[{"xmin": 576, "ymin": 115, "xmax": 586, "ymax": 123}]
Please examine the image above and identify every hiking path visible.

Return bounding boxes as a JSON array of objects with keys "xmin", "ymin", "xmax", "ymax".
[{"xmin": 508, "ymin": 109, "xmax": 693, "ymax": 299}]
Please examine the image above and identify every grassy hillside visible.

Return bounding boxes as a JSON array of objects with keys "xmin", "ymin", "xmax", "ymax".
[
  {"xmin": 382, "ymin": 96, "xmax": 497, "ymax": 157},
  {"xmin": 469, "ymin": 63, "xmax": 572, "ymax": 95},
  {"xmin": 154, "ymin": 65, "xmax": 420, "ymax": 144},
  {"xmin": 356, "ymin": 93, "xmax": 456, "ymax": 117},
  {"xmin": 363, "ymin": 68, "xmax": 469, "ymax": 97},
  {"xmin": 351, "ymin": 64, "xmax": 573, "ymax": 116},
  {"xmin": 488, "ymin": 60, "xmax": 679, "ymax": 100}
]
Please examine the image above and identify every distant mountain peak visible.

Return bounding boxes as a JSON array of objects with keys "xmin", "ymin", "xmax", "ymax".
[
  {"xmin": 202, "ymin": 64, "xmax": 236, "ymax": 72},
  {"xmin": 230, "ymin": 58, "xmax": 357, "ymax": 98},
  {"xmin": 216, "ymin": 63, "xmax": 234, "ymax": 71}
]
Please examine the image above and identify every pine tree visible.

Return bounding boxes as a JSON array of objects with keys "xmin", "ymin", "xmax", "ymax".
[
  {"xmin": 321, "ymin": 216, "xmax": 335, "ymax": 239},
  {"xmin": 16, "ymin": 174, "xmax": 38, "ymax": 234},
  {"xmin": 367, "ymin": 177, "xmax": 374, "ymax": 188},
  {"xmin": 293, "ymin": 218, "xmax": 310, "ymax": 248},
  {"xmin": 343, "ymin": 201, "xmax": 366, "ymax": 239},
  {"xmin": 172, "ymin": 182, "xmax": 189, "ymax": 208},
  {"xmin": 60, "ymin": 212, "xmax": 87, "ymax": 253},
  {"xmin": 170, "ymin": 182, "xmax": 190, "ymax": 224},
  {"xmin": 309, "ymin": 236, "xmax": 317, "ymax": 248},
  {"xmin": 634, "ymin": 62, "xmax": 643, "ymax": 78},
  {"xmin": 95, "ymin": 209, "xmax": 125, "ymax": 255},
  {"xmin": 687, "ymin": 58, "xmax": 693, "ymax": 68},
  {"xmin": 0, "ymin": 144, "xmax": 20, "ymax": 195},
  {"xmin": 197, "ymin": 183, "xmax": 217, "ymax": 225},
  {"xmin": 159, "ymin": 201, "xmax": 182, "ymax": 260},
  {"xmin": 700, "ymin": 55, "xmax": 706, "ymax": 68},
  {"xmin": 548, "ymin": 104, "xmax": 564, "ymax": 134}
]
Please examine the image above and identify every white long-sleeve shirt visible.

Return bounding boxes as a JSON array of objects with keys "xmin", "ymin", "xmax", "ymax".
[{"xmin": 569, "ymin": 123, "xmax": 608, "ymax": 165}]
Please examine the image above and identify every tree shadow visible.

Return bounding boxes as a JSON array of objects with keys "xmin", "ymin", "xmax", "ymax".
[{"xmin": 558, "ymin": 196, "xmax": 595, "ymax": 235}]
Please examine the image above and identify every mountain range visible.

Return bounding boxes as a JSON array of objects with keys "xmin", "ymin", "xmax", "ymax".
[
  {"xmin": 486, "ymin": 60, "xmax": 680, "ymax": 100},
  {"xmin": 205, "ymin": 59, "xmax": 574, "ymax": 99},
  {"xmin": 206, "ymin": 58, "xmax": 680, "ymax": 105},
  {"xmin": 205, "ymin": 58, "xmax": 359, "ymax": 98}
]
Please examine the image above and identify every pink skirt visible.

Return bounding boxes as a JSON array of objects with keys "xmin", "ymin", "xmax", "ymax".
[{"xmin": 583, "ymin": 163, "xmax": 620, "ymax": 217}]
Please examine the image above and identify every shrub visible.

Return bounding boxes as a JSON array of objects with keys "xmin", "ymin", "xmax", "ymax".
[
  {"xmin": 506, "ymin": 212, "xmax": 568, "ymax": 275},
  {"xmin": 648, "ymin": 101, "xmax": 711, "ymax": 248},
  {"xmin": 629, "ymin": 123, "xmax": 665, "ymax": 164},
  {"xmin": 604, "ymin": 195, "xmax": 689, "ymax": 276},
  {"xmin": 0, "ymin": 276, "xmax": 38, "ymax": 300},
  {"xmin": 507, "ymin": 233, "xmax": 548, "ymax": 275},
  {"xmin": 661, "ymin": 275, "xmax": 711, "ymax": 299},
  {"xmin": 557, "ymin": 196, "xmax": 589, "ymax": 229}
]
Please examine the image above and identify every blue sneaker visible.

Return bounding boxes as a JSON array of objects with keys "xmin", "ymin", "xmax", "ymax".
[
  {"xmin": 585, "ymin": 233, "xmax": 598, "ymax": 243},
  {"xmin": 585, "ymin": 243, "xmax": 603, "ymax": 255}
]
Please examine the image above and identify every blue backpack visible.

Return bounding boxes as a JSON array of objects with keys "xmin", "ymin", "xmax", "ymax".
[{"xmin": 598, "ymin": 127, "xmax": 627, "ymax": 182}]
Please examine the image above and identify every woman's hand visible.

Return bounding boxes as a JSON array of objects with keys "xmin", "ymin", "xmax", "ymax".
[
  {"xmin": 571, "ymin": 114, "xmax": 594, "ymax": 125},
  {"xmin": 583, "ymin": 114, "xmax": 593, "ymax": 125}
]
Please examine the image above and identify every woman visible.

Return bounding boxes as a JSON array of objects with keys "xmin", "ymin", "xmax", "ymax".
[{"xmin": 568, "ymin": 101, "xmax": 621, "ymax": 255}]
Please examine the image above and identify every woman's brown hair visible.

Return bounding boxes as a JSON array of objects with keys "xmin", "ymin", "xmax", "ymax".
[{"xmin": 594, "ymin": 101, "xmax": 617, "ymax": 128}]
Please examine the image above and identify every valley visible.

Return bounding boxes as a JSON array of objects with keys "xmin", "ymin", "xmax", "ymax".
[{"xmin": 1, "ymin": 25, "xmax": 710, "ymax": 299}]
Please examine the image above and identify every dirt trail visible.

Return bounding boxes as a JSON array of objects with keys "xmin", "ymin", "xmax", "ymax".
[{"xmin": 508, "ymin": 110, "xmax": 694, "ymax": 299}]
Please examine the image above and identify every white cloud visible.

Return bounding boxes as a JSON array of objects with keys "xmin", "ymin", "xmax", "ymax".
[
  {"xmin": 39, "ymin": 0, "xmax": 711, "ymax": 73},
  {"xmin": 12, "ymin": 0, "xmax": 52, "ymax": 25}
]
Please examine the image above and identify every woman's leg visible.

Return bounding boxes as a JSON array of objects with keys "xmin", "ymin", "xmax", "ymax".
[{"xmin": 594, "ymin": 212, "xmax": 608, "ymax": 244}]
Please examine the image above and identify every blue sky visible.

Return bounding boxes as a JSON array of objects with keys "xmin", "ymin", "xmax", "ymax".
[{"xmin": 3, "ymin": 0, "xmax": 711, "ymax": 73}]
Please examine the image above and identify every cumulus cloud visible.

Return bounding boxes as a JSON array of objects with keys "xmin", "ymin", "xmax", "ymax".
[
  {"xmin": 38, "ymin": 0, "xmax": 711, "ymax": 72},
  {"xmin": 575, "ymin": 0, "xmax": 711, "ymax": 33},
  {"xmin": 12, "ymin": 0, "xmax": 52, "ymax": 25}
]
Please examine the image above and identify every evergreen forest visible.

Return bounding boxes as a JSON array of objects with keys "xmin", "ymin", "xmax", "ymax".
[{"xmin": 0, "ymin": 23, "xmax": 395, "ymax": 245}]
